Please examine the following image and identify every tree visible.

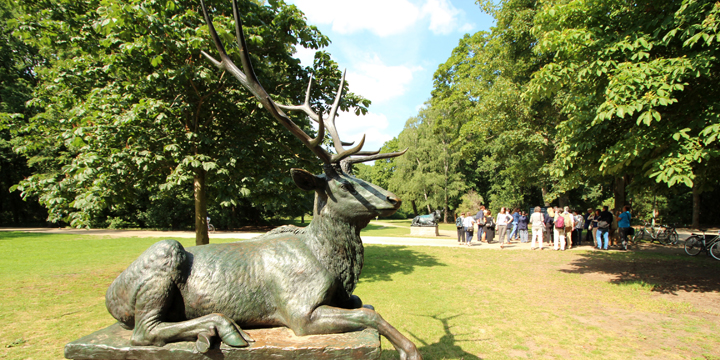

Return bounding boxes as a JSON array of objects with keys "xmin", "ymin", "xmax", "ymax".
[
  {"xmin": 389, "ymin": 105, "xmax": 465, "ymax": 222},
  {"xmin": 12, "ymin": 0, "xmax": 368, "ymax": 243},
  {"xmin": 527, "ymin": 0, "xmax": 720, "ymax": 226},
  {"xmin": 0, "ymin": 0, "xmax": 46, "ymax": 225},
  {"xmin": 429, "ymin": 0, "xmax": 557, "ymax": 214}
]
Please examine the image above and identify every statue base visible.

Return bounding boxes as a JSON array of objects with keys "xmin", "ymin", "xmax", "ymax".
[
  {"xmin": 65, "ymin": 323, "xmax": 380, "ymax": 360},
  {"xmin": 410, "ymin": 225, "xmax": 439, "ymax": 237}
]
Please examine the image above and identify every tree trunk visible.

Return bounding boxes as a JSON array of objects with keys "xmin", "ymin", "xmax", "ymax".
[
  {"xmin": 692, "ymin": 182, "xmax": 701, "ymax": 229},
  {"xmin": 195, "ymin": 169, "xmax": 209, "ymax": 245},
  {"xmin": 613, "ymin": 176, "xmax": 626, "ymax": 212},
  {"xmin": 424, "ymin": 193, "xmax": 432, "ymax": 214},
  {"xmin": 411, "ymin": 200, "xmax": 418, "ymax": 217},
  {"xmin": 559, "ymin": 194, "xmax": 569, "ymax": 207},
  {"xmin": 541, "ymin": 186, "xmax": 550, "ymax": 207}
]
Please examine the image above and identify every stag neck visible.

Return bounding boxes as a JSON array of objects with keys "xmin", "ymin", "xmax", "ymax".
[{"xmin": 305, "ymin": 210, "xmax": 366, "ymax": 295}]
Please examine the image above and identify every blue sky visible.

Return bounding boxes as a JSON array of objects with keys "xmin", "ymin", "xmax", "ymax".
[{"xmin": 286, "ymin": 0, "xmax": 495, "ymax": 152}]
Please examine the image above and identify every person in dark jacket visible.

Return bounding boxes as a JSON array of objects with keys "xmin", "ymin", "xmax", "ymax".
[
  {"xmin": 544, "ymin": 207, "xmax": 555, "ymax": 245},
  {"xmin": 475, "ymin": 206, "xmax": 486, "ymax": 242},
  {"xmin": 596, "ymin": 206, "xmax": 613, "ymax": 250},
  {"xmin": 455, "ymin": 212, "xmax": 464, "ymax": 244},
  {"xmin": 517, "ymin": 211, "xmax": 529, "ymax": 243},
  {"xmin": 583, "ymin": 208, "xmax": 593, "ymax": 244}
]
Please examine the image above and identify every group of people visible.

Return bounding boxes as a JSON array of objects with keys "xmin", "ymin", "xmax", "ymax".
[{"xmin": 455, "ymin": 205, "xmax": 633, "ymax": 250}]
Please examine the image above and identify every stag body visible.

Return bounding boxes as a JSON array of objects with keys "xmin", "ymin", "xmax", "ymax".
[{"xmin": 104, "ymin": 1, "xmax": 421, "ymax": 358}]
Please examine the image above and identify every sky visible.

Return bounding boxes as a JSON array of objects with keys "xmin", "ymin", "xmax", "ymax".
[{"xmin": 286, "ymin": 0, "xmax": 495, "ymax": 152}]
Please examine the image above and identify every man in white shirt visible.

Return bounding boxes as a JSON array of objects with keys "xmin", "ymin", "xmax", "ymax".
[
  {"xmin": 529, "ymin": 206, "xmax": 545, "ymax": 250},
  {"xmin": 462, "ymin": 212, "xmax": 476, "ymax": 246}
]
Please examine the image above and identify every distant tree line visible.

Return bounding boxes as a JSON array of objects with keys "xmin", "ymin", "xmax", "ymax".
[{"xmin": 356, "ymin": 0, "xmax": 720, "ymax": 228}]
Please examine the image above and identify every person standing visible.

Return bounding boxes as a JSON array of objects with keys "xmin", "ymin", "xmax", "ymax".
[
  {"xmin": 573, "ymin": 210, "xmax": 584, "ymax": 247},
  {"xmin": 596, "ymin": 206, "xmax": 613, "ymax": 250},
  {"xmin": 610, "ymin": 210, "xmax": 620, "ymax": 247},
  {"xmin": 553, "ymin": 207, "xmax": 568, "ymax": 250},
  {"xmin": 508, "ymin": 208, "xmax": 521, "ymax": 241},
  {"xmin": 455, "ymin": 212, "xmax": 465, "ymax": 245},
  {"xmin": 518, "ymin": 210, "xmax": 529, "ymax": 243},
  {"xmin": 563, "ymin": 206, "xmax": 575, "ymax": 248},
  {"xmin": 497, "ymin": 207, "xmax": 512, "ymax": 249},
  {"xmin": 583, "ymin": 208, "xmax": 593, "ymax": 244},
  {"xmin": 591, "ymin": 209, "xmax": 600, "ymax": 247},
  {"xmin": 484, "ymin": 210, "xmax": 495, "ymax": 243},
  {"xmin": 463, "ymin": 212, "xmax": 476, "ymax": 246},
  {"xmin": 475, "ymin": 206, "xmax": 486, "ymax": 242},
  {"xmin": 530, "ymin": 207, "xmax": 545, "ymax": 250},
  {"xmin": 617, "ymin": 205, "xmax": 632, "ymax": 249},
  {"xmin": 545, "ymin": 207, "xmax": 555, "ymax": 245}
]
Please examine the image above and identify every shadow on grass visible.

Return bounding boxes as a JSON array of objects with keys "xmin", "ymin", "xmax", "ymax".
[
  {"xmin": 398, "ymin": 314, "xmax": 483, "ymax": 360},
  {"xmin": 362, "ymin": 246, "xmax": 445, "ymax": 283},
  {"xmin": 558, "ymin": 251, "xmax": 720, "ymax": 295},
  {"xmin": 0, "ymin": 231, "xmax": 64, "ymax": 241}
]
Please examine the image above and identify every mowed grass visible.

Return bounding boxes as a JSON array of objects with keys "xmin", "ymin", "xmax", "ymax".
[{"xmin": 1, "ymin": 232, "xmax": 719, "ymax": 360}]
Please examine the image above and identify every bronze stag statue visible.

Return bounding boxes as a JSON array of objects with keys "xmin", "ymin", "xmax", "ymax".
[{"xmin": 104, "ymin": 1, "xmax": 421, "ymax": 359}]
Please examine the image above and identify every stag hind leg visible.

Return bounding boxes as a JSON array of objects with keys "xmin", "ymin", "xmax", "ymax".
[
  {"xmin": 106, "ymin": 240, "xmax": 253, "ymax": 352},
  {"xmin": 292, "ymin": 306, "xmax": 422, "ymax": 360}
]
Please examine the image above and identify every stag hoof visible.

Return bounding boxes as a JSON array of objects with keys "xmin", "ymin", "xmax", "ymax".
[
  {"xmin": 196, "ymin": 331, "xmax": 213, "ymax": 353},
  {"xmin": 216, "ymin": 319, "xmax": 254, "ymax": 348},
  {"xmin": 362, "ymin": 304, "xmax": 375, "ymax": 311}
]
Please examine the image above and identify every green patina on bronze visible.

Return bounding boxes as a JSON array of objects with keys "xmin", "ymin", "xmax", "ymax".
[{"xmin": 87, "ymin": 1, "xmax": 422, "ymax": 360}]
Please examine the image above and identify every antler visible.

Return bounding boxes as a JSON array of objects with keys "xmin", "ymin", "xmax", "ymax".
[
  {"xmin": 199, "ymin": 0, "xmax": 329, "ymax": 163},
  {"xmin": 200, "ymin": 0, "xmax": 407, "ymax": 168},
  {"xmin": 340, "ymin": 148, "xmax": 409, "ymax": 174}
]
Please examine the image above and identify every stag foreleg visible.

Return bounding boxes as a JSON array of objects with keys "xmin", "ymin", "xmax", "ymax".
[
  {"xmin": 132, "ymin": 312, "xmax": 254, "ymax": 353},
  {"xmin": 293, "ymin": 306, "xmax": 421, "ymax": 360}
]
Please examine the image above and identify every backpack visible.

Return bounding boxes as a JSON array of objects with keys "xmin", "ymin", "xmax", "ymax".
[
  {"xmin": 555, "ymin": 215, "xmax": 565, "ymax": 228},
  {"xmin": 456, "ymin": 216, "xmax": 463, "ymax": 228},
  {"xmin": 485, "ymin": 217, "xmax": 495, "ymax": 229}
]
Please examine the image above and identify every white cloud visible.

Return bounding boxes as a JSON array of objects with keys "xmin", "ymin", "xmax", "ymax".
[
  {"xmin": 347, "ymin": 54, "xmax": 423, "ymax": 104},
  {"xmin": 421, "ymin": 0, "xmax": 462, "ymax": 35},
  {"xmin": 334, "ymin": 111, "xmax": 394, "ymax": 152},
  {"xmin": 458, "ymin": 22, "xmax": 475, "ymax": 33},
  {"xmin": 290, "ymin": 0, "xmax": 471, "ymax": 36}
]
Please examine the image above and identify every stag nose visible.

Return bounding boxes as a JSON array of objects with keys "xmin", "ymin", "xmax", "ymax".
[{"xmin": 387, "ymin": 196, "xmax": 402, "ymax": 208}]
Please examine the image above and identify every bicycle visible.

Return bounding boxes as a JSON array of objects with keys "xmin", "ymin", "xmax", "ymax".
[
  {"xmin": 684, "ymin": 229, "xmax": 720, "ymax": 260},
  {"xmin": 664, "ymin": 223, "xmax": 679, "ymax": 245},
  {"xmin": 207, "ymin": 223, "xmax": 216, "ymax": 234},
  {"xmin": 631, "ymin": 221, "xmax": 672, "ymax": 245}
]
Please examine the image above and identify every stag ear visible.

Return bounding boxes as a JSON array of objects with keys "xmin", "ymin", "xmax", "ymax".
[{"xmin": 291, "ymin": 168, "xmax": 325, "ymax": 192}]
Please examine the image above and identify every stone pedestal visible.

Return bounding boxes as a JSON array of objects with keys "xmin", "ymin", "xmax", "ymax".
[
  {"xmin": 410, "ymin": 225, "xmax": 439, "ymax": 237},
  {"xmin": 65, "ymin": 323, "xmax": 381, "ymax": 360}
]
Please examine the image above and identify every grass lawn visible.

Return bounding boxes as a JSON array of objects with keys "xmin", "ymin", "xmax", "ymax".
[{"xmin": 1, "ymin": 232, "xmax": 719, "ymax": 359}]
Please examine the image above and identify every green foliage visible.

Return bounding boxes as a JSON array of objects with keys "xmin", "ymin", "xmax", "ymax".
[
  {"xmin": 388, "ymin": 105, "xmax": 466, "ymax": 222},
  {"xmin": 9, "ymin": 0, "xmax": 368, "ymax": 230},
  {"xmin": 0, "ymin": 0, "xmax": 46, "ymax": 225},
  {"xmin": 455, "ymin": 190, "xmax": 483, "ymax": 215},
  {"xmin": 528, "ymin": 0, "xmax": 720, "ymax": 190}
]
